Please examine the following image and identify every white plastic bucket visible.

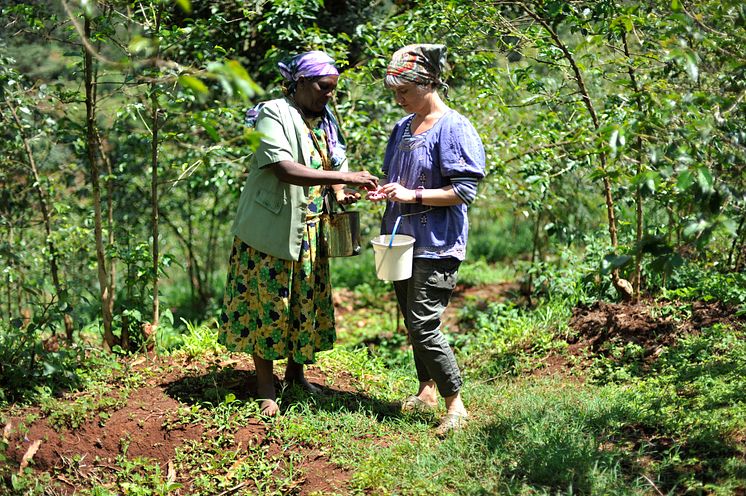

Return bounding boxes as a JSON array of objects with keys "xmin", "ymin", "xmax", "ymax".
[{"xmin": 371, "ymin": 234, "xmax": 415, "ymax": 281}]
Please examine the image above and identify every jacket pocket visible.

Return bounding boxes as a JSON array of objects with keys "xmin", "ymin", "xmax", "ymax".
[{"xmin": 255, "ymin": 188, "xmax": 283, "ymax": 214}]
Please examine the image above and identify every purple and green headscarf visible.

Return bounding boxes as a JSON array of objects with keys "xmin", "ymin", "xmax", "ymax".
[{"xmin": 385, "ymin": 44, "xmax": 449, "ymax": 96}]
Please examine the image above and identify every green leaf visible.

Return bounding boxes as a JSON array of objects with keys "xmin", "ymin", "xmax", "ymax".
[
  {"xmin": 161, "ymin": 308, "xmax": 174, "ymax": 326},
  {"xmin": 609, "ymin": 129, "xmax": 619, "ymax": 152},
  {"xmin": 178, "ymin": 75, "xmax": 208, "ymax": 94},
  {"xmin": 601, "ymin": 254, "xmax": 632, "ymax": 275},
  {"xmin": 677, "ymin": 170, "xmax": 693, "ymax": 190},
  {"xmin": 175, "ymin": 0, "xmax": 192, "ymax": 13},
  {"xmin": 622, "ymin": 17, "xmax": 633, "ymax": 32},
  {"xmin": 128, "ymin": 35, "xmax": 153, "ymax": 54},
  {"xmin": 201, "ymin": 120, "xmax": 219, "ymax": 142},
  {"xmin": 697, "ymin": 168, "xmax": 713, "ymax": 194},
  {"xmin": 684, "ymin": 219, "xmax": 708, "ymax": 238},
  {"xmin": 122, "ymin": 308, "xmax": 142, "ymax": 321},
  {"xmin": 683, "ymin": 51, "xmax": 699, "ymax": 82}
]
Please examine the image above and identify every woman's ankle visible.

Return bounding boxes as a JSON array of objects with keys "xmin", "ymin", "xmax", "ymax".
[
  {"xmin": 444, "ymin": 392, "xmax": 467, "ymax": 415},
  {"xmin": 416, "ymin": 381, "xmax": 438, "ymax": 405}
]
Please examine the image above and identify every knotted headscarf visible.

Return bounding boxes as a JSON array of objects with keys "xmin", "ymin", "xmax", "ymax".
[
  {"xmin": 385, "ymin": 44, "xmax": 449, "ymax": 96},
  {"xmin": 245, "ymin": 50, "xmax": 345, "ymax": 167},
  {"xmin": 278, "ymin": 50, "xmax": 339, "ymax": 95}
]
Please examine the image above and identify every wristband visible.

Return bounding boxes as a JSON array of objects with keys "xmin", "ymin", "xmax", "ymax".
[{"xmin": 415, "ymin": 188, "xmax": 423, "ymax": 204}]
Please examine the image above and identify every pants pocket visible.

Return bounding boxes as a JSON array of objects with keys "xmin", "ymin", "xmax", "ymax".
[{"xmin": 425, "ymin": 259, "xmax": 460, "ymax": 290}]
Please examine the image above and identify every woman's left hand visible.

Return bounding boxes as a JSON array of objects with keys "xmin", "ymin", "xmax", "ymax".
[
  {"xmin": 335, "ymin": 188, "xmax": 361, "ymax": 205},
  {"xmin": 380, "ymin": 182, "xmax": 417, "ymax": 203}
]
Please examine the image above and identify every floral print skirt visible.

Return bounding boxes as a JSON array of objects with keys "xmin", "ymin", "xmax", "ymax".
[{"xmin": 219, "ymin": 221, "xmax": 335, "ymax": 364}]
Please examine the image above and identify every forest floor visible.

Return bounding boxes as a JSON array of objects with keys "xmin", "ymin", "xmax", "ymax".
[{"xmin": 2, "ymin": 282, "xmax": 745, "ymax": 495}]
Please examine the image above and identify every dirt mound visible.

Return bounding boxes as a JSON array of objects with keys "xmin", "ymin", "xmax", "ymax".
[
  {"xmin": 2, "ymin": 356, "xmax": 355, "ymax": 495},
  {"xmin": 530, "ymin": 299, "xmax": 744, "ymax": 380},
  {"xmin": 570, "ymin": 300, "xmax": 677, "ymax": 352},
  {"xmin": 6, "ymin": 387, "xmax": 204, "ymax": 473},
  {"xmin": 568, "ymin": 299, "xmax": 742, "ymax": 359}
]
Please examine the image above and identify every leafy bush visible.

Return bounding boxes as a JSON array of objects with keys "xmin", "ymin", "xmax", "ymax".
[
  {"xmin": 664, "ymin": 264, "xmax": 746, "ymax": 309},
  {"xmin": 0, "ymin": 323, "xmax": 87, "ymax": 405},
  {"xmin": 467, "ymin": 212, "xmax": 534, "ymax": 263}
]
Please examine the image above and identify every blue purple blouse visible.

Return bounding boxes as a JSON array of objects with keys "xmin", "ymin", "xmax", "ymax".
[{"xmin": 381, "ymin": 110, "xmax": 486, "ymax": 260}]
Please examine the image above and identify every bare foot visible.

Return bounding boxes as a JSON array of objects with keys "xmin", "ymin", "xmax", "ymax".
[
  {"xmin": 285, "ymin": 375, "xmax": 322, "ymax": 394},
  {"xmin": 444, "ymin": 392, "xmax": 468, "ymax": 417},
  {"xmin": 258, "ymin": 398, "xmax": 279, "ymax": 416},
  {"xmin": 284, "ymin": 360, "xmax": 322, "ymax": 394}
]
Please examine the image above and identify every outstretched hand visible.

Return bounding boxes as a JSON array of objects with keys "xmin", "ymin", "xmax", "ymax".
[
  {"xmin": 345, "ymin": 171, "xmax": 379, "ymax": 191},
  {"xmin": 366, "ymin": 186, "xmax": 387, "ymax": 202},
  {"xmin": 335, "ymin": 187, "xmax": 361, "ymax": 205},
  {"xmin": 368, "ymin": 182, "xmax": 416, "ymax": 203}
]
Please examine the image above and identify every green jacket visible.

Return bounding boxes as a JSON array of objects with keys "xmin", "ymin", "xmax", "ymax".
[{"xmin": 231, "ymin": 98, "xmax": 348, "ymax": 261}]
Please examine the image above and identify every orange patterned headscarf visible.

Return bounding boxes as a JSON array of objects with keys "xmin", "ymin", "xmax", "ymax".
[{"xmin": 385, "ymin": 44, "xmax": 448, "ymax": 95}]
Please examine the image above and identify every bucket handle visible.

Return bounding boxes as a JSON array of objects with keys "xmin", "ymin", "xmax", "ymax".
[
  {"xmin": 323, "ymin": 187, "xmax": 353, "ymax": 219},
  {"xmin": 388, "ymin": 215, "xmax": 402, "ymax": 248}
]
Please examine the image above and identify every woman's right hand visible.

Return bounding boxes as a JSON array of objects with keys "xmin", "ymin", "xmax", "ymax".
[
  {"xmin": 344, "ymin": 171, "xmax": 379, "ymax": 191},
  {"xmin": 365, "ymin": 186, "xmax": 387, "ymax": 202}
]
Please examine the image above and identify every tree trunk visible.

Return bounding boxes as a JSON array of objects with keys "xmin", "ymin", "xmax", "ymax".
[
  {"xmin": 623, "ymin": 31, "xmax": 645, "ymax": 302},
  {"xmin": 96, "ymin": 130, "xmax": 120, "ymax": 345},
  {"xmin": 93, "ymin": 6, "xmax": 118, "ymax": 348},
  {"xmin": 84, "ymin": 17, "xmax": 116, "ymax": 351},
  {"xmin": 150, "ymin": 7, "xmax": 163, "ymax": 327}
]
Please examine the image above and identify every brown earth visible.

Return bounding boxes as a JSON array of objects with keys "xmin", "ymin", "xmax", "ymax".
[
  {"xmin": 3, "ymin": 354, "xmax": 360, "ymax": 495},
  {"xmin": 537, "ymin": 298, "xmax": 744, "ymax": 378},
  {"xmin": 2, "ymin": 282, "xmax": 519, "ymax": 494}
]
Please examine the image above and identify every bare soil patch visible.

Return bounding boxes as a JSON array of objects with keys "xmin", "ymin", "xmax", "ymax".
[
  {"xmin": 2, "ymin": 356, "xmax": 357, "ymax": 495},
  {"xmin": 569, "ymin": 299, "xmax": 741, "ymax": 354}
]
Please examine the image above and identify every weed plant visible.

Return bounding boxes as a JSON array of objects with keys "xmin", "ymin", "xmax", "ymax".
[
  {"xmin": 664, "ymin": 263, "xmax": 746, "ymax": 309},
  {"xmin": 0, "ymin": 321, "xmax": 122, "ymax": 406},
  {"xmin": 457, "ymin": 299, "xmax": 571, "ymax": 379}
]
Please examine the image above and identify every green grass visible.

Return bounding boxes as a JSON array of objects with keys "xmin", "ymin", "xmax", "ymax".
[{"xmin": 457, "ymin": 258, "xmax": 516, "ymax": 287}]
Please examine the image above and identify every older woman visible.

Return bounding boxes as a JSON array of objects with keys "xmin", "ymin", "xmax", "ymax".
[
  {"xmin": 369, "ymin": 44, "xmax": 486, "ymax": 436},
  {"xmin": 220, "ymin": 51, "xmax": 378, "ymax": 416}
]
